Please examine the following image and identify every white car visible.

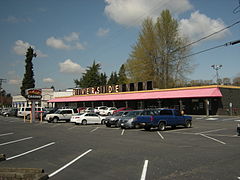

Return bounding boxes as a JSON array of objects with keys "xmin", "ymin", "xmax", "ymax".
[
  {"xmin": 94, "ymin": 106, "xmax": 108, "ymax": 114},
  {"xmin": 100, "ymin": 107, "xmax": 117, "ymax": 116},
  {"xmin": 45, "ymin": 108, "xmax": 78, "ymax": 123},
  {"xmin": 71, "ymin": 113, "xmax": 106, "ymax": 125}
]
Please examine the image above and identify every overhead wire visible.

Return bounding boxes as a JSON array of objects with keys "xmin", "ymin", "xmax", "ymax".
[
  {"xmin": 179, "ymin": 39, "xmax": 240, "ymax": 59},
  {"xmin": 171, "ymin": 19, "xmax": 240, "ymax": 53},
  {"xmin": 233, "ymin": 0, "xmax": 240, "ymax": 14}
]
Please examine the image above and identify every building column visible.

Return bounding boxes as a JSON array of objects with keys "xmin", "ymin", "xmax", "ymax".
[
  {"xmin": 205, "ymin": 99, "xmax": 209, "ymax": 117},
  {"xmin": 125, "ymin": 101, "xmax": 128, "ymax": 107}
]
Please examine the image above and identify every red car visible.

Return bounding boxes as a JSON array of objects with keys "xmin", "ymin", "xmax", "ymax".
[{"xmin": 113, "ymin": 107, "xmax": 133, "ymax": 114}]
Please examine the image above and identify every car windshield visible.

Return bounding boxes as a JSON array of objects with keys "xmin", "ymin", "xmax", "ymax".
[
  {"xmin": 113, "ymin": 111, "xmax": 125, "ymax": 116},
  {"xmin": 54, "ymin": 110, "xmax": 62, "ymax": 114},
  {"xmin": 125, "ymin": 111, "xmax": 142, "ymax": 117}
]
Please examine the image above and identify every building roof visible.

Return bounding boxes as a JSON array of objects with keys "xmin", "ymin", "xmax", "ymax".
[{"xmin": 48, "ymin": 86, "xmax": 223, "ymax": 103}]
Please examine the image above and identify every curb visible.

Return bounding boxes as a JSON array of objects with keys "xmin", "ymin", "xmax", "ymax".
[{"xmin": 0, "ymin": 168, "xmax": 49, "ymax": 180}]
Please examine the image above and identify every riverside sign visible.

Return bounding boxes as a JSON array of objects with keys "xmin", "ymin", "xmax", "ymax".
[{"xmin": 73, "ymin": 85, "xmax": 120, "ymax": 96}]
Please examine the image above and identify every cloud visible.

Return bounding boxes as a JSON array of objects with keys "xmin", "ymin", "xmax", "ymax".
[
  {"xmin": 59, "ymin": 59, "xmax": 85, "ymax": 74},
  {"xmin": 46, "ymin": 32, "xmax": 86, "ymax": 50},
  {"xmin": 43, "ymin": 78, "xmax": 54, "ymax": 83},
  {"xmin": 2, "ymin": 16, "xmax": 31, "ymax": 23},
  {"xmin": 7, "ymin": 71, "xmax": 21, "ymax": 85},
  {"xmin": 179, "ymin": 11, "xmax": 229, "ymax": 41},
  {"xmin": 104, "ymin": 0, "xmax": 193, "ymax": 26},
  {"xmin": 9, "ymin": 79, "xmax": 21, "ymax": 85},
  {"xmin": 97, "ymin": 28, "xmax": 110, "ymax": 37},
  {"xmin": 46, "ymin": 37, "xmax": 70, "ymax": 50},
  {"xmin": 13, "ymin": 40, "xmax": 47, "ymax": 57},
  {"xmin": 64, "ymin": 32, "xmax": 80, "ymax": 42}
]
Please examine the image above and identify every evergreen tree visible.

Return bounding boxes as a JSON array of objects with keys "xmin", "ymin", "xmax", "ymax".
[
  {"xmin": 107, "ymin": 71, "xmax": 119, "ymax": 85},
  {"xmin": 118, "ymin": 64, "xmax": 128, "ymax": 84},
  {"xmin": 74, "ymin": 61, "xmax": 101, "ymax": 88},
  {"xmin": 100, "ymin": 72, "xmax": 107, "ymax": 86},
  {"xmin": 20, "ymin": 47, "xmax": 37, "ymax": 97}
]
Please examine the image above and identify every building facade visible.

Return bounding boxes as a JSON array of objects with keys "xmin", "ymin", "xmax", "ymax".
[{"xmin": 48, "ymin": 85, "xmax": 240, "ymax": 115}]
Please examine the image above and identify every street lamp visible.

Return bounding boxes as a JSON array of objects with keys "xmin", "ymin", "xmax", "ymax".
[{"xmin": 211, "ymin": 64, "xmax": 222, "ymax": 85}]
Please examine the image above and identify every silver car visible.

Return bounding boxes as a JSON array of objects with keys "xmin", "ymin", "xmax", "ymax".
[
  {"xmin": 120, "ymin": 109, "xmax": 158, "ymax": 129},
  {"xmin": 105, "ymin": 111, "xmax": 131, "ymax": 127}
]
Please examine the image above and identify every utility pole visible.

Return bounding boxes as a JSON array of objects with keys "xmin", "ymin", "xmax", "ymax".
[
  {"xmin": 211, "ymin": 65, "xmax": 222, "ymax": 85},
  {"xmin": 0, "ymin": 79, "xmax": 7, "ymax": 107}
]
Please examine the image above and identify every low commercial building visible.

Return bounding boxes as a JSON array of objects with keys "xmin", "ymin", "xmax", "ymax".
[
  {"xmin": 12, "ymin": 88, "xmax": 54, "ymax": 108},
  {"xmin": 48, "ymin": 85, "xmax": 240, "ymax": 115}
]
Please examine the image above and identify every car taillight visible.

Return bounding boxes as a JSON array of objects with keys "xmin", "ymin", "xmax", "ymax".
[{"xmin": 150, "ymin": 116, "xmax": 154, "ymax": 121}]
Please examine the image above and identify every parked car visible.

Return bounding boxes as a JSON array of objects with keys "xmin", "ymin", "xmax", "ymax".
[
  {"xmin": 77, "ymin": 107, "xmax": 86, "ymax": 113},
  {"xmin": 0, "ymin": 108, "xmax": 10, "ymax": 116},
  {"xmin": 41, "ymin": 108, "xmax": 58, "ymax": 120},
  {"xmin": 94, "ymin": 106, "xmax": 108, "ymax": 114},
  {"xmin": 84, "ymin": 107, "xmax": 96, "ymax": 113},
  {"xmin": 46, "ymin": 108, "xmax": 78, "ymax": 123},
  {"xmin": 100, "ymin": 107, "xmax": 117, "ymax": 116},
  {"xmin": 105, "ymin": 111, "xmax": 131, "ymax": 127},
  {"xmin": 17, "ymin": 107, "xmax": 46, "ymax": 119},
  {"xmin": 132, "ymin": 109, "xmax": 192, "ymax": 131},
  {"xmin": 113, "ymin": 107, "xmax": 133, "ymax": 114},
  {"xmin": 3, "ymin": 108, "xmax": 18, "ymax": 117},
  {"xmin": 120, "ymin": 109, "xmax": 158, "ymax": 129},
  {"xmin": 71, "ymin": 112, "xmax": 106, "ymax": 125}
]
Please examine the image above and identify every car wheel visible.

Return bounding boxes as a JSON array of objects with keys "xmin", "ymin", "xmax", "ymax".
[
  {"xmin": 5, "ymin": 114, "xmax": 9, "ymax": 117},
  {"xmin": 106, "ymin": 123, "xmax": 111, "ymax": 127},
  {"xmin": 185, "ymin": 120, "xmax": 192, "ymax": 128},
  {"xmin": 82, "ymin": 119, "xmax": 87, "ymax": 125},
  {"xmin": 134, "ymin": 124, "xmax": 140, "ymax": 129},
  {"xmin": 75, "ymin": 122, "xmax": 79, "ymax": 125},
  {"xmin": 53, "ymin": 117, "xmax": 58, "ymax": 123},
  {"xmin": 107, "ymin": 112, "xmax": 111, "ymax": 116},
  {"xmin": 26, "ymin": 114, "xmax": 30, "ymax": 120},
  {"xmin": 101, "ymin": 119, "xmax": 105, "ymax": 125},
  {"xmin": 158, "ymin": 122, "xmax": 166, "ymax": 131}
]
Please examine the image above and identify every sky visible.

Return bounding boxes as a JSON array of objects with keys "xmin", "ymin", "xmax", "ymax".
[{"xmin": 0, "ymin": 0, "xmax": 239, "ymax": 96}]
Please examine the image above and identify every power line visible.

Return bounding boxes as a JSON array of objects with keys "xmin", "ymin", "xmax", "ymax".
[
  {"xmin": 181, "ymin": 39, "xmax": 240, "ymax": 59},
  {"xmin": 171, "ymin": 19, "xmax": 240, "ymax": 53},
  {"xmin": 233, "ymin": 0, "xmax": 240, "ymax": 14}
]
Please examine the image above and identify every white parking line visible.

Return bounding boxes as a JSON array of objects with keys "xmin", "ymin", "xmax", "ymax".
[
  {"xmin": 140, "ymin": 160, "xmax": 149, "ymax": 180},
  {"xmin": 121, "ymin": 129, "xmax": 125, "ymax": 135},
  {"xmin": 0, "ymin": 137, "xmax": 33, "ymax": 146},
  {"xmin": 68, "ymin": 126, "xmax": 77, "ymax": 130},
  {"xmin": 157, "ymin": 131, "xmax": 164, "ymax": 140},
  {"xmin": 0, "ymin": 132, "xmax": 14, "ymax": 137},
  {"xmin": 48, "ymin": 149, "xmax": 92, "ymax": 178},
  {"xmin": 6, "ymin": 142, "xmax": 55, "ymax": 161},
  {"xmin": 196, "ymin": 128, "xmax": 226, "ymax": 134},
  {"xmin": 199, "ymin": 133, "xmax": 226, "ymax": 145},
  {"xmin": 90, "ymin": 127, "xmax": 99, "ymax": 132}
]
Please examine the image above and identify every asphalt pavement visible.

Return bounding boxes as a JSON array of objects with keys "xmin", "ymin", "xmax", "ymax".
[{"xmin": 0, "ymin": 115, "xmax": 239, "ymax": 180}]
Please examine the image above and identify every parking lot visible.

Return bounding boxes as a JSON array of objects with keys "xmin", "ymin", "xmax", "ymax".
[{"xmin": 0, "ymin": 115, "xmax": 240, "ymax": 180}]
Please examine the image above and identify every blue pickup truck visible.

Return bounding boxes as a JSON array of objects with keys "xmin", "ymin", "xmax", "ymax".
[{"xmin": 132, "ymin": 109, "xmax": 192, "ymax": 131}]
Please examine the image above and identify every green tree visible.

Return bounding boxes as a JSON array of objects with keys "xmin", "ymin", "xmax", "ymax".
[
  {"xmin": 100, "ymin": 72, "xmax": 107, "ymax": 86},
  {"xmin": 20, "ymin": 47, "xmax": 37, "ymax": 97},
  {"xmin": 118, "ymin": 64, "xmax": 129, "ymax": 84},
  {"xmin": 107, "ymin": 71, "xmax": 119, "ymax": 85},
  {"xmin": 74, "ymin": 61, "xmax": 101, "ymax": 88},
  {"xmin": 125, "ymin": 17, "xmax": 156, "ymax": 83},
  {"xmin": 125, "ymin": 10, "xmax": 193, "ymax": 89}
]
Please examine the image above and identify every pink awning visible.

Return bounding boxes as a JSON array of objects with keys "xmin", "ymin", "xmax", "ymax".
[{"xmin": 48, "ymin": 87, "xmax": 222, "ymax": 103}]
